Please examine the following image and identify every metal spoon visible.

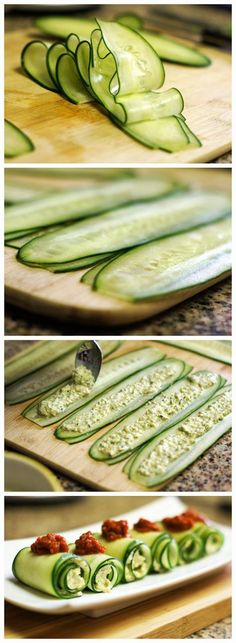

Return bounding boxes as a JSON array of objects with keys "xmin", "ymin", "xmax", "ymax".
[{"xmin": 75, "ymin": 340, "xmax": 102, "ymax": 384}]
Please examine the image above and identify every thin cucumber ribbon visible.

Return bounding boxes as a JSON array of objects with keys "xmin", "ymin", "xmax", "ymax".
[
  {"xmin": 193, "ymin": 524, "xmax": 224, "ymax": 554},
  {"xmin": 21, "ymin": 20, "xmax": 200, "ymax": 151},
  {"xmin": 159, "ymin": 522, "xmax": 224, "ymax": 564},
  {"xmin": 131, "ymin": 530, "xmax": 179, "ymax": 572},
  {"xmin": 93, "ymin": 534, "xmax": 152, "ymax": 582},
  {"xmin": 12, "ymin": 548, "xmax": 90, "ymax": 598}
]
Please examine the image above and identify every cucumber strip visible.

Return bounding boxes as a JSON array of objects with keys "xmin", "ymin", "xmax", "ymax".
[
  {"xmin": 131, "ymin": 530, "xmax": 178, "ymax": 572},
  {"xmin": 23, "ymin": 346, "xmax": 164, "ymax": 427},
  {"xmin": 117, "ymin": 13, "xmax": 143, "ymax": 30},
  {"xmin": 5, "ymin": 226, "xmax": 63, "ymax": 250},
  {"xmin": 5, "ymin": 182, "xmax": 50, "ymax": 205},
  {"xmin": 66, "ymin": 33, "xmax": 80, "ymax": 54},
  {"xmin": 81, "ymin": 258, "xmax": 115, "ymax": 285},
  {"xmin": 69, "ymin": 549, "xmax": 124, "ymax": 592},
  {"xmin": 12, "ymin": 548, "xmax": 90, "ymax": 598},
  {"xmin": 5, "ymin": 228, "xmax": 41, "ymax": 242},
  {"xmin": 46, "ymin": 42, "xmax": 68, "ymax": 85},
  {"xmin": 21, "ymin": 41, "xmax": 57, "ymax": 91},
  {"xmin": 17, "ymin": 188, "xmax": 230, "ymax": 267},
  {"xmin": 88, "ymin": 370, "xmax": 222, "ymax": 461},
  {"xmin": 162, "ymin": 341, "xmax": 232, "ymax": 365},
  {"xmin": 5, "ymin": 176, "xmax": 174, "ymax": 234},
  {"xmin": 94, "ymin": 218, "xmax": 231, "ymax": 302},
  {"xmin": 56, "ymin": 356, "xmax": 185, "ymax": 443},
  {"xmin": 171, "ymin": 531, "xmax": 204, "ymax": 563},
  {"xmin": 129, "ymin": 385, "xmax": 231, "ymax": 488},
  {"xmin": 56, "ymin": 53, "xmax": 92, "ymax": 104},
  {"xmin": 5, "ymin": 340, "xmax": 119, "ymax": 404},
  {"xmin": 5, "ymin": 340, "xmax": 78, "ymax": 386},
  {"xmin": 121, "ymin": 88, "xmax": 184, "ymax": 124},
  {"xmin": 20, "ymin": 253, "xmax": 114, "ymax": 273},
  {"xmin": 35, "ymin": 15, "xmax": 210, "ymax": 66},
  {"xmin": 93, "ymin": 534, "xmax": 152, "ymax": 582},
  {"xmin": 193, "ymin": 524, "xmax": 224, "ymax": 554},
  {"xmin": 123, "ymin": 115, "xmax": 198, "ymax": 153},
  {"xmin": 4, "ymin": 120, "xmax": 34, "ymax": 158}
]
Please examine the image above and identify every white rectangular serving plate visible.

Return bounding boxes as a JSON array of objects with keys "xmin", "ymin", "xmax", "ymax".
[{"xmin": 5, "ymin": 497, "xmax": 231, "ymax": 618}]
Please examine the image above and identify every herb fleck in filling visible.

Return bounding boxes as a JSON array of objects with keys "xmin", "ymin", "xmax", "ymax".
[
  {"xmin": 138, "ymin": 390, "xmax": 231, "ymax": 477},
  {"xmin": 38, "ymin": 365, "xmax": 95, "ymax": 417}
]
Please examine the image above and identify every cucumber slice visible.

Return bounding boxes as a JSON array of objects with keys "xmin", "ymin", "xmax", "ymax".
[
  {"xmin": 20, "ymin": 253, "xmax": 113, "ymax": 273},
  {"xmin": 21, "ymin": 40, "xmax": 57, "ymax": 91},
  {"xmin": 124, "ymin": 115, "xmax": 198, "ymax": 152},
  {"xmin": 17, "ymin": 189, "xmax": 230, "ymax": 267},
  {"xmin": 46, "ymin": 42, "xmax": 68, "ymax": 85},
  {"xmin": 92, "ymin": 535, "xmax": 152, "ymax": 582},
  {"xmin": 5, "ymin": 226, "xmax": 63, "ymax": 250},
  {"xmin": 76, "ymin": 553, "xmax": 124, "ymax": 592},
  {"xmin": 5, "ymin": 181, "xmax": 49, "ymax": 205},
  {"xmin": 12, "ymin": 548, "xmax": 90, "ymax": 598},
  {"xmin": 4, "ymin": 451, "xmax": 63, "ymax": 491},
  {"xmin": 66, "ymin": 33, "xmax": 80, "ymax": 54},
  {"xmin": 94, "ymin": 218, "xmax": 231, "ymax": 302},
  {"xmin": 35, "ymin": 15, "xmax": 210, "ymax": 66},
  {"xmin": 5, "ymin": 177, "xmax": 174, "ymax": 234},
  {"xmin": 162, "ymin": 340, "xmax": 232, "ymax": 365},
  {"xmin": 131, "ymin": 530, "xmax": 178, "ymax": 572},
  {"xmin": 4, "ymin": 120, "xmax": 34, "ymax": 158},
  {"xmin": 81, "ymin": 258, "xmax": 116, "ymax": 285},
  {"xmin": 89, "ymin": 370, "xmax": 222, "ymax": 461},
  {"xmin": 193, "ymin": 524, "xmax": 224, "ymax": 555},
  {"xmin": 129, "ymin": 385, "xmax": 231, "ymax": 487},
  {"xmin": 23, "ymin": 346, "xmax": 163, "ymax": 427},
  {"xmin": 56, "ymin": 53, "xmax": 92, "ymax": 104},
  {"xmin": 5, "ymin": 340, "xmax": 77, "ymax": 386},
  {"xmin": 5, "ymin": 340, "xmax": 120, "ymax": 403},
  {"xmin": 56, "ymin": 356, "xmax": 185, "ymax": 443},
  {"xmin": 117, "ymin": 13, "xmax": 143, "ymax": 30}
]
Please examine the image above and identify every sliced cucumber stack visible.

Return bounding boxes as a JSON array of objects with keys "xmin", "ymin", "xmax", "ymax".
[{"xmin": 5, "ymin": 120, "xmax": 34, "ymax": 158}]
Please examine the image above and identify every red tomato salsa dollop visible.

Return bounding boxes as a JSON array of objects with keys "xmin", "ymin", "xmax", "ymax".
[
  {"xmin": 163, "ymin": 508, "xmax": 206, "ymax": 532},
  {"xmin": 133, "ymin": 518, "xmax": 161, "ymax": 532},
  {"xmin": 102, "ymin": 519, "xmax": 130, "ymax": 541},
  {"xmin": 75, "ymin": 531, "xmax": 105, "ymax": 555},
  {"xmin": 31, "ymin": 533, "xmax": 69, "ymax": 555}
]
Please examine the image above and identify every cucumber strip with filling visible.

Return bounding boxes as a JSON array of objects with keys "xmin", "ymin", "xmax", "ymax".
[
  {"xmin": 69, "ymin": 547, "xmax": 123, "ymax": 592},
  {"xmin": 93, "ymin": 534, "xmax": 152, "ymax": 582},
  {"xmin": 5, "ymin": 120, "xmax": 34, "ymax": 158},
  {"xmin": 159, "ymin": 526, "xmax": 205, "ymax": 564},
  {"xmin": 5, "ymin": 176, "xmax": 175, "ymax": 234},
  {"xmin": 94, "ymin": 217, "xmax": 231, "ymax": 302},
  {"xmin": 162, "ymin": 340, "xmax": 232, "ymax": 365},
  {"xmin": 5, "ymin": 340, "xmax": 120, "ymax": 404},
  {"xmin": 12, "ymin": 548, "xmax": 90, "ymax": 598},
  {"xmin": 55, "ymin": 357, "xmax": 184, "ymax": 443},
  {"xmin": 128, "ymin": 385, "xmax": 231, "ymax": 488},
  {"xmin": 5, "ymin": 340, "xmax": 79, "ymax": 386},
  {"xmin": 56, "ymin": 53, "xmax": 92, "ymax": 104},
  {"xmin": 17, "ymin": 189, "xmax": 230, "ymax": 267},
  {"xmin": 22, "ymin": 346, "xmax": 164, "ymax": 426},
  {"xmin": 88, "ymin": 370, "xmax": 222, "ymax": 461},
  {"xmin": 131, "ymin": 529, "xmax": 178, "ymax": 572},
  {"xmin": 35, "ymin": 15, "xmax": 210, "ymax": 66},
  {"xmin": 193, "ymin": 523, "xmax": 224, "ymax": 554}
]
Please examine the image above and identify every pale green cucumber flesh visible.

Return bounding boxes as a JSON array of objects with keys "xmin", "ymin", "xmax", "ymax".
[
  {"xmin": 21, "ymin": 41, "xmax": 57, "ymax": 91},
  {"xmin": 56, "ymin": 53, "xmax": 92, "ymax": 104},
  {"xmin": 5, "ymin": 340, "xmax": 77, "ymax": 386},
  {"xmin": 162, "ymin": 340, "xmax": 232, "ymax": 365},
  {"xmin": 5, "ymin": 120, "xmax": 34, "ymax": 158}
]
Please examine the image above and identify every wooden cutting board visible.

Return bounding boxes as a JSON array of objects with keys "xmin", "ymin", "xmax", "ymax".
[
  {"xmin": 5, "ymin": 28, "xmax": 231, "ymax": 163},
  {"xmin": 5, "ymin": 565, "xmax": 231, "ymax": 638},
  {"xmin": 4, "ymin": 169, "xmax": 232, "ymax": 328},
  {"xmin": 5, "ymin": 340, "xmax": 231, "ymax": 491}
]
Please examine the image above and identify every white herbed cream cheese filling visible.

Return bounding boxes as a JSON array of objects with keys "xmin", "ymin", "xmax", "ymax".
[
  {"xmin": 38, "ymin": 365, "xmax": 95, "ymax": 417},
  {"xmin": 138, "ymin": 391, "xmax": 231, "ymax": 477},
  {"xmin": 66, "ymin": 568, "xmax": 84, "ymax": 591},
  {"xmin": 94, "ymin": 565, "xmax": 113, "ymax": 592}
]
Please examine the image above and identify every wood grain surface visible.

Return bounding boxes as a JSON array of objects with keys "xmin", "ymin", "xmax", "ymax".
[
  {"xmin": 5, "ymin": 27, "xmax": 231, "ymax": 164},
  {"xmin": 5, "ymin": 340, "xmax": 231, "ymax": 492},
  {"xmin": 4, "ymin": 168, "xmax": 232, "ymax": 328},
  {"xmin": 5, "ymin": 565, "xmax": 231, "ymax": 639}
]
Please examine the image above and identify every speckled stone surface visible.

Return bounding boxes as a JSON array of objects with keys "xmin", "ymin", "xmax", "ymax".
[
  {"xmin": 189, "ymin": 616, "xmax": 231, "ymax": 638},
  {"xmin": 5, "ymin": 279, "xmax": 231, "ymax": 336}
]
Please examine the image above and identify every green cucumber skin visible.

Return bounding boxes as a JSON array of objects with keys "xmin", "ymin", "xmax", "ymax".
[
  {"xmin": 89, "ymin": 370, "xmax": 222, "ymax": 462},
  {"xmin": 23, "ymin": 347, "xmax": 164, "ymax": 427},
  {"xmin": 128, "ymin": 387, "xmax": 231, "ymax": 488},
  {"xmin": 162, "ymin": 340, "xmax": 232, "ymax": 365}
]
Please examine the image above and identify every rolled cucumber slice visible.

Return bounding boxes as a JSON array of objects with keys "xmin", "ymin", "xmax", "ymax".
[
  {"xmin": 5, "ymin": 340, "xmax": 78, "ymax": 386},
  {"xmin": 93, "ymin": 534, "xmax": 152, "ymax": 582},
  {"xmin": 94, "ymin": 217, "xmax": 231, "ymax": 302},
  {"xmin": 131, "ymin": 530, "xmax": 178, "ymax": 572},
  {"xmin": 193, "ymin": 524, "xmax": 224, "ymax": 554},
  {"xmin": 129, "ymin": 385, "xmax": 231, "ymax": 487},
  {"xmin": 162, "ymin": 340, "xmax": 232, "ymax": 365},
  {"xmin": 23, "ymin": 346, "xmax": 164, "ymax": 426},
  {"xmin": 17, "ymin": 189, "xmax": 230, "ymax": 266},
  {"xmin": 88, "ymin": 370, "xmax": 222, "ymax": 461},
  {"xmin": 4, "ymin": 120, "xmax": 34, "ymax": 158},
  {"xmin": 5, "ymin": 176, "xmax": 175, "ymax": 234},
  {"xmin": 69, "ymin": 548, "xmax": 124, "ymax": 592},
  {"xmin": 56, "ymin": 356, "xmax": 185, "ymax": 443},
  {"xmin": 12, "ymin": 548, "xmax": 90, "ymax": 598},
  {"xmin": 5, "ymin": 340, "xmax": 121, "ymax": 404},
  {"xmin": 35, "ymin": 15, "xmax": 210, "ymax": 66}
]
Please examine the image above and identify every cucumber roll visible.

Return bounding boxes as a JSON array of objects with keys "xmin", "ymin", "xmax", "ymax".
[
  {"xmin": 160, "ymin": 509, "xmax": 224, "ymax": 563},
  {"xmin": 191, "ymin": 523, "xmax": 224, "ymax": 554},
  {"xmin": 94, "ymin": 520, "xmax": 152, "ymax": 582},
  {"xmin": 12, "ymin": 533, "xmax": 90, "ymax": 598},
  {"xmin": 71, "ymin": 531, "xmax": 124, "ymax": 593},
  {"xmin": 131, "ymin": 518, "xmax": 178, "ymax": 572}
]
